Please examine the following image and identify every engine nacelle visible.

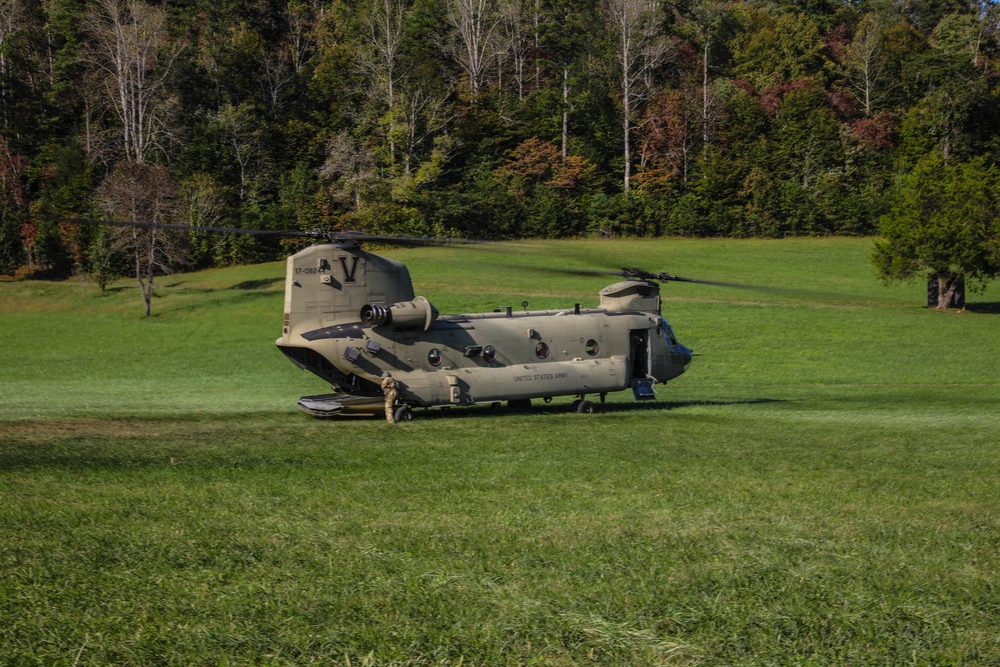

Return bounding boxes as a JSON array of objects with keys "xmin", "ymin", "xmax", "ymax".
[{"xmin": 360, "ymin": 296, "xmax": 439, "ymax": 331}]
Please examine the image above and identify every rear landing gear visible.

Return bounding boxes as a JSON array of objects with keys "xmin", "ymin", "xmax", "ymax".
[
  {"xmin": 394, "ymin": 406, "xmax": 413, "ymax": 422},
  {"xmin": 576, "ymin": 399, "xmax": 595, "ymax": 414}
]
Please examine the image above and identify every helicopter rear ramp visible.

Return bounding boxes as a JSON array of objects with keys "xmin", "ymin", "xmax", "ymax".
[{"xmin": 297, "ymin": 393, "xmax": 385, "ymax": 418}]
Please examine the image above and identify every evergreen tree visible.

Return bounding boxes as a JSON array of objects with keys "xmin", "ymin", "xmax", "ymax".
[{"xmin": 873, "ymin": 156, "xmax": 1000, "ymax": 309}]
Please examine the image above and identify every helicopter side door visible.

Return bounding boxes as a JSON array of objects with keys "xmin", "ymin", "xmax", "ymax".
[{"xmin": 629, "ymin": 329, "xmax": 650, "ymax": 381}]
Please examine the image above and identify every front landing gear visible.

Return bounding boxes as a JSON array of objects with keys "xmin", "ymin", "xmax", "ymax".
[
  {"xmin": 572, "ymin": 396, "xmax": 597, "ymax": 414},
  {"xmin": 394, "ymin": 406, "xmax": 413, "ymax": 422}
]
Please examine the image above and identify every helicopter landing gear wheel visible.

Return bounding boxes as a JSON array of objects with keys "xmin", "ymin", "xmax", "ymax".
[
  {"xmin": 576, "ymin": 399, "xmax": 595, "ymax": 414},
  {"xmin": 394, "ymin": 406, "xmax": 413, "ymax": 422}
]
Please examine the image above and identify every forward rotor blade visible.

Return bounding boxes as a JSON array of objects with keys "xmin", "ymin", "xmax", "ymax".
[
  {"xmin": 511, "ymin": 264, "xmax": 764, "ymax": 288},
  {"xmin": 512, "ymin": 266, "xmax": 627, "ymax": 278},
  {"xmin": 511, "ymin": 264, "xmax": 821, "ymax": 295},
  {"xmin": 661, "ymin": 275, "xmax": 772, "ymax": 290}
]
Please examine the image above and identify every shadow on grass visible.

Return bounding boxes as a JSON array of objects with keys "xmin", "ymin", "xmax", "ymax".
[
  {"xmin": 0, "ymin": 411, "xmax": 303, "ymax": 469},
  {"xmin": 230, "ymin": 278, "xmax": 283, "ymax": 290},
  {"xmin": 406, "ymin": 397, "xmax": 785, "ymax": 421},
  {"xmin": 965, "ymin": 302, "xmax": 1000, "ymax": 314}
]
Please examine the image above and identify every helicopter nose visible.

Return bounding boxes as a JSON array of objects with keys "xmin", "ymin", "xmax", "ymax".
[{"xmin": 679, "ymin": 345, "xmax": 693, "ymax": 366}]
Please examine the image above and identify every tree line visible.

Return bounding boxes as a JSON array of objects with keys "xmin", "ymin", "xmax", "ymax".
[{"xmin": 0, "ymin": 0, "xmax": 999, "ymax": 296}]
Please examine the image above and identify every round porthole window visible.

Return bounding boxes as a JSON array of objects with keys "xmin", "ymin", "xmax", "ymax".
[
  {"xmin": 585, "ymin": 339, "xmax": 599, "ymax": 356},
  {"xmin": 483, "ymin": 345, "xmax": 497, "ymax": 363},
  {"xmin": 428, "ymin": 348, "xmax": 443, "ymax": 366},
  {"xmin": 535, "ymin": 342, "xmax": 549, "ymax": 359}
]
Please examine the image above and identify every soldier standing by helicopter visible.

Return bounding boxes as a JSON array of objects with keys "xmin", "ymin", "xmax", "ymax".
[{"xmin": 381, "ymin": 373, "xmax": 399, "ymax": 423}]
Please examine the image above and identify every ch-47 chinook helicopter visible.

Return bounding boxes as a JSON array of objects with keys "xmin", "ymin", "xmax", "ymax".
[
  {"xmin": 276, "ymin": 233, "xmax": 697, "ymax": 420},
  {"xmin": 69, "ymin": 219, "xmax": 761, "ymax": 420}
]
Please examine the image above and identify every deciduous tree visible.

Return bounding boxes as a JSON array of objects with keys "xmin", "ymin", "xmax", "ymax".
[
  {"xmin": 98, "ymin": 161, "xmax": 183, "ymax": 316},
  {"xmin": 361, "ymin": 0, "xmax": 409, "ymax": 159},
  {"xmin": 846, "ymin": 13, "xmax": 888, "ymax": 117},
  {"xmin": 604, "ymin": 0, "xmax": 669, "ymax": 192},
  {"xmin": 445, "ymin": 0, "xmax": 501, "ymax": 101},
  {"xmin": 83, "ymin": 0, "xmax": 177, "ymax": 164}
]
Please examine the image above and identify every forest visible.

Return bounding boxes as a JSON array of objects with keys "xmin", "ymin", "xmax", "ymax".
[{"xmin": 0, "ymin": 0, "xmax": 998, "ymax": 278}]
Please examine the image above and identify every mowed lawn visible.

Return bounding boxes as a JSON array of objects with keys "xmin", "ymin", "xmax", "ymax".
[{"xmin": 1, "ymin": 238, "xmax": 999, "ymax": 666}]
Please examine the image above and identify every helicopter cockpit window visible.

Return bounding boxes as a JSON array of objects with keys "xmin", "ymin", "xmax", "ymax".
[
  {"xmin": 585, "ymin": 339, "xmax": 599, "ymax": 356},
  {"xmin": 535, "ymin": 342, "xmax": 549, "ymax": 359},
  {"xmin": 428, "ymin": 348, "xmax": 443, "ymax": 366},
  {"xmin": 483, "ymin": 345, "xmax": 497, "ymax": 363},
  {"xmin": 661, "ymin": 320, "xmax": 678, "ymax": 346}
]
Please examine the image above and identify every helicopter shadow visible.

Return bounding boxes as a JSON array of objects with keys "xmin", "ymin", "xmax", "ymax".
[
  {"xmin": 588, "ymin": 397, "xmax": 785, "ymax": 413},
  {"xmin": 407, "ymin": 397, "xmax": 785, "ymax": 421}
]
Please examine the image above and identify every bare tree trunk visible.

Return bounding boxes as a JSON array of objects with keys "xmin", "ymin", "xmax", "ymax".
[
  {"xmin": 0, "ymin": 0, "xmax": 26, "ymax": 129},
  {"xmin": 286, "ymin": 1, "xmax": 315, "ymax": 74},
  {"xmin": 533, "ymin": 0, "xmax": 540, "ymax": 88},
  {"xmin": 213, "ymin": 104, "xmax": 261, "ymax": 202},
  {"xmin": 623, "ymin": 79, "xmax": 631, "ymax": 192},
  {"xmin": 702, "ymin": 35, "xmax": 709, "ymax": 154},
  {"xmin": 846, "ymin": 14, "xmax": 885, "ymax": 118},
  {"xmin": 84, "ymin": 95, "xmax": 93, "ymax": 155},
  {"xmin": 131, "ymin": 225, "xmax": 144, "ymax": 314},
  {"xmin": 682, "ymin": 137, "xmax": 688, "ymax": 182},
  {"xmin": 144, "ymin": 233, "xmax": 154, "ymax": 317},
  {"xmin": 562, "ymin": 67, "xmax": 569, "ymax": 158},
  {"xmin": 446, "ymin": 0, "xmax": 500, "ymax": 102},
  {"xmin": 943, "ymin": 102, "xmax": 952, "ymax": 165},
  {"xmin": 606, "ymin": 0, "xmax": 668, "ymax": 193},
  {"xmin": 499, "ymin": 0, "xmax": 530, "ymax": 101},
  {"xmin": 365, "ymin": 0, "xmax": 406, "ymax": 159},
  {"xmin": 100, "ymin": 162, "xmax": 182, "ymax": 317},
  {"xmin": 85, "ymin": 0, "xmax": 177, "ymax": 164}
]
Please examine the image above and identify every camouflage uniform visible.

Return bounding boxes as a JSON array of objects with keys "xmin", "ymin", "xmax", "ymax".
[{"xmin": 381, "ymin": 375, "xmax": 398, "ymax": 423}]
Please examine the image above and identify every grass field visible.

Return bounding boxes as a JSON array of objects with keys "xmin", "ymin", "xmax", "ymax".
[{"xmin": 2, "ymin": 238, "xmax": 999, "ymax": 666}]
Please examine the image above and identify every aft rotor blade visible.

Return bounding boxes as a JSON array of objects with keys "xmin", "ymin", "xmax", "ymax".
[
  {"xmin": 52, "ymin": 218, "xmax": 499, "ymax": 246},
  {"xmin": 52, "ymin": 217, "xmax": 318, "ymax": 237},
  {"xmin": 331, "ymin": 231, "xmax": 503, "ymax": 246}
]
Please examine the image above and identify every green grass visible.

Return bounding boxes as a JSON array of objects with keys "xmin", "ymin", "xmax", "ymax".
[{"xmin": 2, "ymin": 238, "xmax": 999, "ymax": 665}]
